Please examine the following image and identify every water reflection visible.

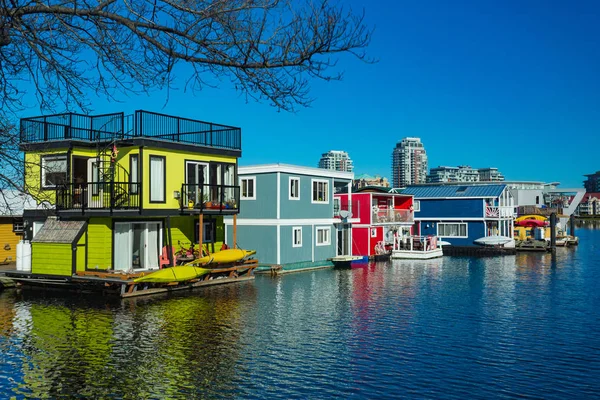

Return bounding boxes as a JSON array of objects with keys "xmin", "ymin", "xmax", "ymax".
[{"xmin": 1, "ymin": 284, "xmax": 257, "ymax": 399}]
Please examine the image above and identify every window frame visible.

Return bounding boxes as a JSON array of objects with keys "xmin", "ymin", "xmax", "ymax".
[
  {"xmin": 149, "ymin": 155, "xmax": 166, "ymax": 203},
  {"xmin": 40, "ymin": 154, "xmax": 68, "ymax": 189},
  {"xmin": 436, "ymin": 222, "xmax": 468, "ymax": 238},
  {"xmin": 315, "ymin": 226, "xmax": 331, "ymax": 246},
  {"xmin": 240, "ymin": 176, "xmax": 256, "ymax": 200},
  {"xmin": 413, "ymin": 200, "xmax": 420, "ymax": 212},
  {"xmin": 129, "ymin": 154, "xmax": 139, "ymax": 194},
  {"xmin": 292, "ymin": 226, "xmax": 302, "ymax": 247},
  {"xmin": 289, "ymin": 177, "xmax": 300, "ymax": 201},
  {"xmin": 311, "ymin": 179, "xmax": 329, "ymax": 204}
]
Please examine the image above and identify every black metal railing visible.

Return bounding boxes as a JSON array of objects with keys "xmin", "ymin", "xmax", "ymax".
[
  {"xmin": 20, "ymin": 110, "xmax": 241, "ymax": 151},
  {"xmin": 181, "ymin": 183, "xmax": 240, "ymax": 213},
  {"xmin": 56, "ymin": 182, "xmax": 141, "ymax": 212}
]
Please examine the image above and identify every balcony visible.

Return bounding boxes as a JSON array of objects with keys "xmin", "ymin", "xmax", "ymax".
[
  {"xmin": 20, "ymin": 110, "xmax": 241, "ymax": 151},
  {"xmin": 56, "ymin": 182, "xmax": 141, "ymax": 212},
  {"xmin": 181, "ymin": 183, "xmax": 240, "ymax": 214},
  {"xmin": 372, "ymin": 208, "xmax": 413, "ymax": 224}
]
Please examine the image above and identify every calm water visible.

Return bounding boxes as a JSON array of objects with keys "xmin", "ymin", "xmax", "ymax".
[{"xmin": 1, "ymin": 227, "xmax": 599, "ymax": 399}]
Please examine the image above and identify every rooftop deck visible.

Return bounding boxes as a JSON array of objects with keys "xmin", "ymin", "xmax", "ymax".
[{"xmin": 20, "ymin": 110, "xmax": 241, "ymax": 151}]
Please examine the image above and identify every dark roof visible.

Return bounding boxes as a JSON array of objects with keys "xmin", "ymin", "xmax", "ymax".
[
  {"xmin": 354, "ymin": 186, "xmax": 394, "ymax": 193},
  {"xmin": 32, "ymin": 218, "xmax": 86, "ymax": 244},
  {"xmin": 401, "ymin": 184, "xmax": 506, "ymax": 198}
]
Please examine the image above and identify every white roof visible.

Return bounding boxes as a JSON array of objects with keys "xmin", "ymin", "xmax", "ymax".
[
  {"xmin": 239, "ymin": 163, "xmax": 354, "ymax": 180},
  {"xmin": 0, "ymin": 190, "xmax": 39, "ymax": 216}
]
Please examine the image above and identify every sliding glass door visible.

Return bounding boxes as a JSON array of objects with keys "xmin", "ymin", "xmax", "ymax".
[{"xmin": 114, "ymin": 222, "xmax": 162, "ymax": 271}]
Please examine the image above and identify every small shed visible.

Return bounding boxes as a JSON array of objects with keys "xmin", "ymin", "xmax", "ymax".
[{"xmin": 31, "ymin": 217, "xmax": 87, "ymax": 276}]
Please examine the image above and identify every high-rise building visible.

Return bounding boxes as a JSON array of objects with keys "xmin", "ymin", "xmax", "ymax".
[
  {"xmin": 478, "ymin": 167, "xmax": 505, "ymax": 182},
  {"xmin": 318, "ymin": 150, "xmax": 354, "ymax": 172},
  {"xmin": 427, "ymin": 166, "xmax": 504, "ymax": 183},
  {"xmin": 584, "ymin": 171, "xmax": 600, "ymax": 193},
  {"xmin": 391, "ymin": 137, "xmax": 428, "ymax": 187}
]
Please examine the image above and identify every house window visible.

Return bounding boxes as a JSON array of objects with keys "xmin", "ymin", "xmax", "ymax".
[
  {"xmin": 312, "ymin": 179, "xmax": 329, "ymax": 203},
  {"xmin": 194, "ymin": 220, "xmax": 215, "ymax": 243},
  {"xmin": 149, "ymin": 156, "xmax": 165, "ymax": 202},
  {"xmin": 413, "ymin": 200, "xmax": 420, "ymax": 212},
  {"xmin": 240, "ymin": 177, "xmax": 256, "ymax": 200},
  {"xmin": 371, "ymin": 228, "xmax": 377, "ymax": 238},
  {"xmin": 293, "ymin": 227, "xmax": 302, "ymax": 247},
  {"xmin": 41, "ymin": 155, "xmax": 67, "ymax": 189},
  {"xmin": 12, "ymin": 219, "xmax": 24, "ymax": 233},
  {"xmin": 130, "ymin": 154, "xmax": 139, "ymax": 194},
  {"xmin": 437, "ymin": 223, "xmax": 468, "ymax": 238},
  {"xmin": 316, "ymin": 226, "xmax": 331, "ymax": 246},
  {"xmin": 290, "ymin": 177, "xmax": 300, "ymax": 200}
]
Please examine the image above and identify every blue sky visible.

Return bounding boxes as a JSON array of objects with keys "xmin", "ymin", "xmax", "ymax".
[{"xmin": 23, "ymin": 0, "xmax": 600, "ymax": 188}]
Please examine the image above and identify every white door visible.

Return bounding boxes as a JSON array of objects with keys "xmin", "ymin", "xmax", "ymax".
[
  {"xmin": 87, "ymin": 158, "xmax": 103, "ymax": 208},
  {"xmin": 185, "ymin": 161, "xmax": 208, "ymax": 205}
]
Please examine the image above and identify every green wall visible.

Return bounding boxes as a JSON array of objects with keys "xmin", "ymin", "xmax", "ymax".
[
  {"xmin": 31, "ymin": 243, "xmax": 72, "ymax": 276},
  {"xmin": 87, "ymin": 218, "xmax": 112, "ymax": 270}
]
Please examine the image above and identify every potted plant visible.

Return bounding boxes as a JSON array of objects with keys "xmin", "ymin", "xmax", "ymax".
[{"xmin": 203, "ymin": 193, "xmax": 211, "ymax": 208}]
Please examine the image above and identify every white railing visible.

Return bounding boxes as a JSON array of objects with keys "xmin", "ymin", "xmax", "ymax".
[
  {"xmin": 393, "ymin": 235, "xmax": 440, "ymax": 252},
  {"xmin": 485, "ymin": 206, "xmax": 513, "ymax": 218},
  {"xmin": 371, "ymin": 208, "xmax": 413, "ymax": 224}
]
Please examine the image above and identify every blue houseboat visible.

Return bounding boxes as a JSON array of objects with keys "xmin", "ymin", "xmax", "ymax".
[
  {"xmin": 401, "ymin": 184, "xmax": 515, "ymax": 246},
  {"xmin": 225, "ymin": 164, "xmax": 354, "ymax": 273}
]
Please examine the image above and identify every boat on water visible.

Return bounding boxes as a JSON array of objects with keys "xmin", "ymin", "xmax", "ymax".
[
  {"xmin": 193, "ymin": 249, "xmax": 256, "ymax": 266},
  {"xmin": 474, "ymin": 235, "xmax": 515, "ymax": 248},
  {"xmin": 134, "ymin": 264, "xmax": 212, "ymax": 283}
]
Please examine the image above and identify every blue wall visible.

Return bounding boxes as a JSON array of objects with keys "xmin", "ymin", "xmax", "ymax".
[
  {"xmin": 420, "ymin": 220, "xmax": 486, "ymax": 246},
  {"xmin": 238, "ymin": 173, "xmax": 277, "ymax": 219},
  {"xmin": 279, "ymin": 173, "xmax": 336, "ymax": 219},
  {"xmin": 416, "ymin": 199, "xmax": 484, "ymax": 219},
  {"xmin": 226, "ymin": 225, "xmax": 277, "ymax": 264}
]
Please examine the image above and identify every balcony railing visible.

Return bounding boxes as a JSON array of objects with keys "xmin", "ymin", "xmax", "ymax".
[
  {"xmin": 56, "ymin": 182, "xmax": 141, "ymax": 212},
  {"xmin": 20, "ymin": 110, "xmax": 241, "ymax": 151},
  {"xmin": 485, "ymin": 206, "xmax": 515, "ymax": 218},
  {"xmin": 372, "ymin": 208, "xmax": 413, "ymax": 224},
  {"xmin": 181, "ymin": 183, "xmax": 240, "ymax": 213}
]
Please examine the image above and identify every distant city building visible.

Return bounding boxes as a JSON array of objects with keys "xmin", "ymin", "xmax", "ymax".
[
  {"xmin": 578, "ymin": 193, "xmax": 600, "ymax": 216},
  {"xmin": 478, "ymin": 167, "xmax": 505, "ymax": 182},
  {"xmin": 584, "ymin": 171, "xmax": 600, "ymax": 193},
  {"xmin": 427, "ymin": 166, "xmax": 505, "ymax": 183},
  {"xmin": 353, "ymin": 174, "xmax": 390, "ymax": 190},
  {"xmin": 391, "ymin": 137, "xmax": 428, "ymax": 187},
  {"xmin": 318, "ymin": 150, "xmax": 354, "ymax": 172}
]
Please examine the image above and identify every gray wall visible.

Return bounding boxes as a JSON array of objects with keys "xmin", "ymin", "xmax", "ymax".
[
  {"xmin": 238, "ymin": 173, "xmax": 277, "ymax": 219},
  {"xmin": 279, "ymin": 173, "xmax": 335, "ymax": 219},
  {"xmin": 226, "ymin": 225, "xmax": 277, "ymax": 264}
]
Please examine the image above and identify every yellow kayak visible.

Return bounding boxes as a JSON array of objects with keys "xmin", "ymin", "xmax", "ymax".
[
  {"xmin": 133, "ymin": 265, "xmax": 211, "ymax": 283},
  {"xmin": 515, "ymin": 214, "xmax": 548, "ymax": 222},
  {"xmin": 194, "ymin": 249, "xmax": 256, "ymax": 265}
]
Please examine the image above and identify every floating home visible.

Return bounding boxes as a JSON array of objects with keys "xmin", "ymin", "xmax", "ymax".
[
  {"xmin": 0, "ymin": 190, "xmax": 37, "ymax": 264},
  {"xmin": 333, "ymin": 187, "xmax": 414, "ymax": 258},
  {"xmin": 225, "ymin": 164, "xmax": 354, "ymax": 273},
  {"xmin": 10, "ymin": 111, "xmax": 253, "ymax": 294},
  {"xmin": 400, "ymin": 184, "xmax": 515, "ymax": 247}
]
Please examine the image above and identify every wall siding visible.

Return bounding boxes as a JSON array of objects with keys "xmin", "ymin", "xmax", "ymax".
[
  {"xmin": 226, "ymin": 225, "xmax": 277, "ymax": 264},
  {"xmin": 87, "ymin": 217, "xmax": 112, "ymax": 270},
  {"xmin": 0, "ymin": 219, "xmax": 22, "ymax": 261},
  {"xmin": 416, "ymin": 198, "xmax": 484, "ymax": 219},
  {"xmin": 76, "ymin": 233, "xmax": 86, "ymax": 272},
  {"xmin": 237, "ymin": 173, "xmax": 277, "ymax": 219},
  {"xmin": 31, "ymin": 242, "xmax": 72, "ymax": 276},
  {"xmin": 313, "ymin": 224, "xmax": 336, "ymax": 263},
  {"xmin": 279, "ymin": 224, "xmax": 313, "ymax": 264},
  {"xmin": 279, "ymin": 173, "xmax": 335, "ymax": 219}
]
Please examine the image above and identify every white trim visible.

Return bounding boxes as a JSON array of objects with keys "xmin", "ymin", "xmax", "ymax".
[
  {"xmin": 41, "ymin": 154, "xmax": 68, "ymax": 189},
  {"xmin": 292, "ymin": 226, "xmax": 302, "ymax": 247},
  {"xmin": 276, "ymin": 172, "xmax": 281, "ymax": 219},
  {"xmin": 413, "ymin": 199, "xmax": 420, "ymax": 212},
  {"xmin": 240, "ymin": 176, "xmax": 256, "ymax": 200},
  {"xmin": 224, "ymin": 218, "xmax": 338, "ymax": 226},
  {"xmin": 315, "ymin": 226, "xmax": 331, "ymax": 246},
  {"xmin": 311, "ymin": 179, "xmax": 330, "ymax": 204},
  {"xmin": 311, "ymin": 224, "xmax": 315, "ymax": 261},
  {"xmin": 353, "ymin": 222, "xmax": 410, "ymax": 228},
  {"xmin": 276, "ymin": 225, "xmax": 281, "ymax": 264},
  {"xmin": 436, "ymin": 222, "xmax": 468, "ymax": 238},
  {"xmin": 239, "ymin": 163, "xmax": 354, "ymax": 180},
  {"xmin": 289, "ymin": 176, "xmax": 300, "ymax": 201}
]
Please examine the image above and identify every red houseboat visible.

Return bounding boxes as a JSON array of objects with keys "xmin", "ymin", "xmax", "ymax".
[{"xmin": 334, "ymin": 187, "xmax": 415, "ymax": 259}]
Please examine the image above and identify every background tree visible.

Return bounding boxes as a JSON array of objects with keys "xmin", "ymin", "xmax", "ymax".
[{"xmin": 0, "ymin": 0, "xmax": 372, "ymax": 115}]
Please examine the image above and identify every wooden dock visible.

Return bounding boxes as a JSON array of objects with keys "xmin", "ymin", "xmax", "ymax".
[{"xmin": 6, "ymin": 260, "xmax": 258, "ymax": 298}]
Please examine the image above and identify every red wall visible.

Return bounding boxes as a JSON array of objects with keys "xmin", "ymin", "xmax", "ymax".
[
  {"xmin": 368, "ymin": 226, "xmax": 384, "ymax": 256},
  {"xmin": 352, "ymin": 227, "xmax": 369, "ymax": 256}
]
